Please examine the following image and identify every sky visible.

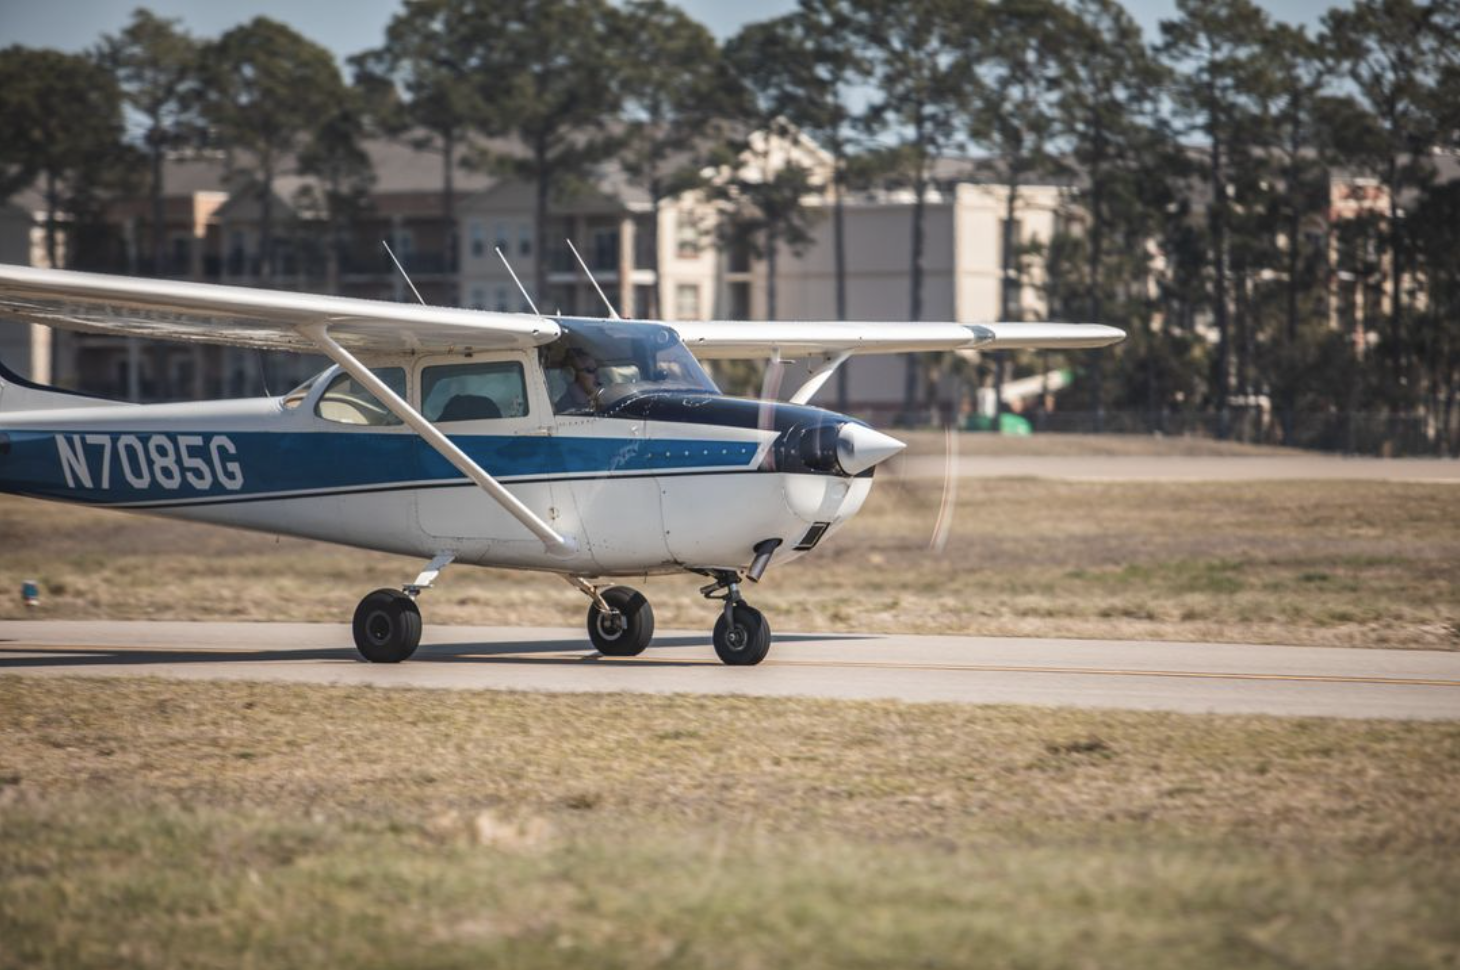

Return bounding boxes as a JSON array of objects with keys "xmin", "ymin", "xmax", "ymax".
[{"xmin": 1, "ymin": 0, "xmax": 1342, "ymax": 63}]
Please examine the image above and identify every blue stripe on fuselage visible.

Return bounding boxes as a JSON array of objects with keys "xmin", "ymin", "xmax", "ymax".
[{"xmin": 0, "ymin": 429, "xmax": 761, "ymax": 506}]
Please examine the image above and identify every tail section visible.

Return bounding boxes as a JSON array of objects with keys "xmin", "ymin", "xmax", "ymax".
[{"xmin": 0, "ymin": 357, "xmax": 125, "ymax": 413}]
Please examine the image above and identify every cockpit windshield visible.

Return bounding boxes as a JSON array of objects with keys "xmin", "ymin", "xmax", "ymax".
[{"xmin": 541, "ymin": 317, "xmax": 720, "ymax": 415}]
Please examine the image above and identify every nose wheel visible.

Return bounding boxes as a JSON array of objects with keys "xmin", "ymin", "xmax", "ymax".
[
  {"xmin": 701, "ymin": 571, "xmax": 772, "ymax": 665},
  {"xmin": 713, "ymin": 602, "xmax": 771, "ymax": 665}
]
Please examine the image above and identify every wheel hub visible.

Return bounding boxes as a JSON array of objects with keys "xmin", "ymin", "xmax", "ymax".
[
  {"xmin": 595, "ymin": 612, "xmax": 624, "ymax": 639},
  {"xmin": 366, "ymin": 611, "xmax": 393, "ymax": 644}
]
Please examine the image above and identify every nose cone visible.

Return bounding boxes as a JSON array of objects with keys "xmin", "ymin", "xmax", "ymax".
[{"xmin": 836, "ymin": 423, "xmax": 906, "ymax": 476}]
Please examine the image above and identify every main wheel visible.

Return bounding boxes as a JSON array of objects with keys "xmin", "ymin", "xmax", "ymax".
[
  {"xmin": 587, "ymin": 586, "xmax": 655, "ymax": 657},
  {"xmin": 713, "ymin": 604, "xmax": 771, "ymax": 666},
  {"xmin": 352, "ymin": 589, "xmax": 422, "ymax": 663}
]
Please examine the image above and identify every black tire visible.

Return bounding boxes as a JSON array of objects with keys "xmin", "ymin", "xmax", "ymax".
[
  {"xmin": 587, "ymin": 586, "xmax": 655, "ymax": 657},
  {"xmin": 713, "ymin": 604, "xmax": 771, "ymax": 666},
  {"xmin": 352, "ymin": 588, "xmax": 422, "ymax": 663}
]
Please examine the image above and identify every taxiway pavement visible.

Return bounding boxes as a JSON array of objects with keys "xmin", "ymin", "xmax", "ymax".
[{"xmin": 3, "ymin": 620, "xmax": 1457, "ymax": 720}]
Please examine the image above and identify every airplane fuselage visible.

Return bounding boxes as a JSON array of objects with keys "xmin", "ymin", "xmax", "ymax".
[{"xmin": 0, "ymin": 375, "xmax": 877, "ymax": 578}]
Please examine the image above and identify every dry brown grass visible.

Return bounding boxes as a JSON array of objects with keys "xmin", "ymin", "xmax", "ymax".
[
  {"xmin": 3, "ymin": 423, "xmax": 1458, "ymax": 649},
  {"xmin": 2, "ymin": 676, "xmax": 1458, "ymax": 969},
  {"xmin": 896, "ymin": 430, "xmax": 1304, "ymax": 457},
  {"xmin": 3, "ymin": 471, "xmax": 1457, "ymax": 648}
]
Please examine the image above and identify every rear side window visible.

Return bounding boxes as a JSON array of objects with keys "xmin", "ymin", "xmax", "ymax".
[
  {"xmin": 314, "ymin": 367, "xmax": 407, "ymax": 426},
  {"xmin": 421, "ymin": 361, "xmax": 528, "ymax": 423}
]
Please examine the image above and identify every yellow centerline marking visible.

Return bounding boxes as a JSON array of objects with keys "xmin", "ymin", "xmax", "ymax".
[{"xmin": 2, "ymin": 642, "xmax": 1459, "ymax": 689}]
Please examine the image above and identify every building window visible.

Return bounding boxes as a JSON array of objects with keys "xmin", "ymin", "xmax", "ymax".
[
  {"xmin": 518, "ymin": 223, "xmax": 532, "ymax": 256},
  {"xmin": 469, "ymin": 221, "xmax": 485, "ymax": 258},
  {"xmin": 592, "ymin": 228, "xmax": 618, "ymax": 271},
  {"xmin": 495, "ymin": 286, "xmax": 509, "ymax": 312},
  {"xmin": 675, "ymin": 283, "xmax": 700, "ymax": 320},
  {"xmin": 676, "ymin": 217, "xmax": 699, "ymax": 259},
  {"xmin": 470, "ymin": 286, "xmax": 486, "ymax": 309},
  {"xmin": 170, "ymin": 236, "xmax": 189, "ymax": 274},
  {"xmin": 729, "ymin": 281, "xmax": 751, "ymax": 320},
  {"xmin": 728, "ymin": 237, "xmax": 751, "ymax": 273},
  {"xmin": 395, "ymin": 229, "xmax": 415, "ymax": 259},
  {"xmin": 634, "ymin": 284, "xmax": 656, "ymax": 318},
  {"xmin": 494, "ymin": 221, "xmax": 509, "ymax": 252}
]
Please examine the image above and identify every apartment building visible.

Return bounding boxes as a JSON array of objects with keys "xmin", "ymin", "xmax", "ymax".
[
  {"xmin": 749, "ymin": 178, "xmax": 1068, "ymax": 416},
  {"xmin": 2, "ymin": 133, "xmax": 1072, "ymax": 417},
  {"xmin": 456, "ymin": 172, "xmax": 722, "ymax": 323}
]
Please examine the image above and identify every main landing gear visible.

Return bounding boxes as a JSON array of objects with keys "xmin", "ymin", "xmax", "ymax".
[
  {"xmin": 582, "ymin": 583, "xmax": 655, "ymax": 657},
  {"xmin": 353, "ymin": 588, "xmax": 422, "ymax": 663},
  {"xmin": 352, "ymin": 553, "xmax": 451, "ymax": 664}
]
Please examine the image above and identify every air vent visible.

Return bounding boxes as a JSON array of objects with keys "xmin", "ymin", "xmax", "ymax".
[{"xmin": 794, "ymin": 521, "xmax": 831, "ymax": 551}]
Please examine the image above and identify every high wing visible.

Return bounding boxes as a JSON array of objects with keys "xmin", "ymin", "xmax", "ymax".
[
  {"xmin": 0, "ymin": 265, "xmax": 1124, "ymax": 359},
  {"xmin": 0, "ymin": 264, "xmax": 558, "ymax": 355},
  {"xmin": 669, "ymin": 320, "xmax": 1125, "ymax": 359}
]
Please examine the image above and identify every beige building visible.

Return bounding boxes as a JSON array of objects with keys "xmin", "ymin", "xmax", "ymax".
[
  {"xmin": 457, "ymin": 174, "xmax": 723, "ymax": 324},
  {"xmin": 455, "ymin": 141, "xmax": 1073, "ymax": 419},
  {"xmin": 759, "ymin": 179, "xmax": 1067, "ymax": 414},
  {"xmin": 4, "ymin": 131, "xmax": 1074, "ymax": 418}
]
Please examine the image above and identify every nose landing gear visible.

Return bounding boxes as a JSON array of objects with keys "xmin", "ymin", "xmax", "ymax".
[{"xmin": 701, "ymin": 571, "xmax": 771, "ymax": 666}]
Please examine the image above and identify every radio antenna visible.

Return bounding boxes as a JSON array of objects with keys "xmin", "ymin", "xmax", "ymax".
[
  {"xmin": 565, "ymin": 238, "xmax": 620, "ymax": 320},
  {"xmin": 382, "ymin": 241, "xmax": 425, "ymax": 305},
  {"xmin": 495, "ymin": 246, "xmax": 540, "ymax": 317}
]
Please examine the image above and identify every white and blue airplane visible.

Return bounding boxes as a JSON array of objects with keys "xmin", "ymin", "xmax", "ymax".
[{"xmin": 0, "ymin": 262, "xmax": 1122, "ymax": 665}]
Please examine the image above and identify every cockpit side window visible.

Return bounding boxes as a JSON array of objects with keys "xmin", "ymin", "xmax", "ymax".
[
  {"xmin": 281, "ymin": 371, "xmax": 323, "ymax": 409},
  {"xmin": 314, "ymin": 367, "xmax": 407, "ymax": 426},
  {"xmin": 421, "ymin": 361, "xmax": 528, "ymax": 422}
]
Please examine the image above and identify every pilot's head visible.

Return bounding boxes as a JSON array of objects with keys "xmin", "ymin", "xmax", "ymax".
[{"xmin": 569, "ymin": 350, "xmax": 600, "ymax": 392}]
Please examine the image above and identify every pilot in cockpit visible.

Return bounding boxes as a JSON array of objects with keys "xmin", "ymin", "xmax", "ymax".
[{"xmin": 554, "ymin": 348, "xmax": 602, "ymax": 412}]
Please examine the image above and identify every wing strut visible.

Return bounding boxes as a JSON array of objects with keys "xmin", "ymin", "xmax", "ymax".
[
  {"xmin": 301, "ymin": 323, "xmax": 577, "ymax": 558},
  {"xmin": 789, "ymin": 351, "xmax": 851, "ymax": 405}
]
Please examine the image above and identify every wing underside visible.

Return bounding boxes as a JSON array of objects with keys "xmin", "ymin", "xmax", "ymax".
[
  {"xmin": 0, "ymin": 265, "xmax": 1125, "ymax": 360},
  {"xmin": 669, "ymin": 320, "xmax": 1126, "ymax": 359},
  {"xmin": 0, "ymin": 265, "xmax": 559, "ymax": 355}
]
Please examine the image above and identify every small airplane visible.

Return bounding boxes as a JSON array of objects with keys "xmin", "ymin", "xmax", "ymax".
[{"xmin": 0, "ymin": 256, "xmax": 1123, "ymax": 665}]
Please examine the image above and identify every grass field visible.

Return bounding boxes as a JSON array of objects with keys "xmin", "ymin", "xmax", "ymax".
[
  {"xmin": 2, "ymin": 434, "xmax": 1456, "ymax": 648},
  {"xmin": 2, "ymin": 676, "xmax": 1458, "ymax": 969}
]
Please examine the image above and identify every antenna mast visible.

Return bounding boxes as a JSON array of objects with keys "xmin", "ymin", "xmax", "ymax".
[
  {"xmin": 382, "ymin": 241, "xmax": 425, "ymax": 305},
  {"xmin": 565, "ymin": 238, "xmax": 621, "ymax": 320},
  {"xmin": 495, "ymin": 246, "xmax": 541, "ymax": 317}
]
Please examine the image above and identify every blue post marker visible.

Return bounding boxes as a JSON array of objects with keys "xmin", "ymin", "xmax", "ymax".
[{"xmin": 21, "ymin": 580, "xmax": 39, "ymax": 608}]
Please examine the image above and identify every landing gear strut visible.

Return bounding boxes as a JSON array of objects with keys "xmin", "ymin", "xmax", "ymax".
[
  {"xmin": 700, "ymin": 571, "xmax": 771, "ymax": 666},
  {"xmin": 569, "ymin": 577, "xmax": 655, "ymax": 657},
  {"xmin": 352, "ymin": 553, "xmax": 452, "ymax": 663}
]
